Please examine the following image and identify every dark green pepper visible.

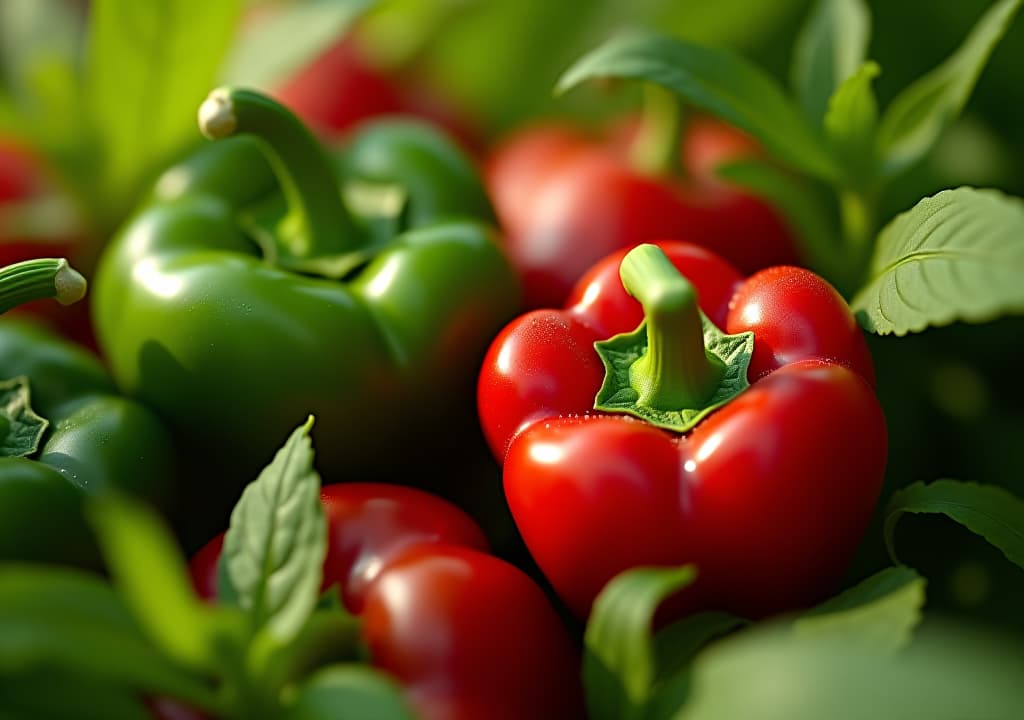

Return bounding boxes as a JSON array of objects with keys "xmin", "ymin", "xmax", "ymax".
[
  {"xmin": 92, "ymin": 88, "xmax": 520, "ymax": 500},
  {"xmin": 0, "ymin": 260, "xmax": 178, "ymax": 565}
]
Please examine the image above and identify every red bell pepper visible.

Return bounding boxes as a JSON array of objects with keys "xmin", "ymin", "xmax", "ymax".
[
  {"xmin": 190, "ymin": 483, "xmax": 584, "ymax": 720},
  {"xmin": 485, "ymin": 113, "xmax": 800, "ymax": 309},
  {"xmin": 478, "ymin": 241, "xmax": 885, "ymax": 621}
]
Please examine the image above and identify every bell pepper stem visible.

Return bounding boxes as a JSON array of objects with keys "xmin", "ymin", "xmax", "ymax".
[
  {"xmin": 198, "ymin": 87, "xmax": 364, "ymax": 261},
  {"xmin": 0, "ymin": 258, "xmax": 86, "ymax": 315},
  {"xmin": 629, "ymin": 83, "xmax": 684, "ymax": 177},
  {"xmin": 619, "ymin": 244, "xmax": 723, "ymax": 408}
]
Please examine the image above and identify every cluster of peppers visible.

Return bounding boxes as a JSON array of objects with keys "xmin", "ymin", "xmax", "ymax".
[{"xmin": 1, "ymin": 75, "xmax": 886, "ymax": 719}]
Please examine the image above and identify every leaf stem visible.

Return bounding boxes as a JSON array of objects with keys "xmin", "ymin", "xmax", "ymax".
[
  {"xmin": 629, "ymin": 84, "xmax": 684, "ymax": 177},
  {"xmin": 836, "ymin": 187, "xmax": 878, "ymax": 296}
]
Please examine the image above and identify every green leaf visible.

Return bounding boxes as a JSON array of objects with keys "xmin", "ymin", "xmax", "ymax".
[
  {"xmin": 285, "ymin": 664, "xmax": 417, "ymax": 720},
  {"xmin": 823, "ymin": 60, "xmax": 880, "ymax": 183},
  {"xmin": 583, "ymin": 564, "xmax": 697, "ymax": 720},
  {"xmin": 642, "ymin": 612, "xmax": 747, "ymax": 720},
  {"xmin": 594, "ymin": 317, "xmax": 753, "ymax": 434},
  {"xmin": 885, "ymin": 480, "xmax": 1024, "ymax": 572},
  {"xmin": 0, "ymin": 566, "xmax": 219, "ymax": 709},
  {"xmin": 0, "ymin": 376, "xmax": 48, "ymax": 458},
  {"xmin": 652, "ymin": 612, "xmax": 748, "ymax": 684},
  {"xmin": 790, "ymin": 0, "xmax": 871, "ymax": 126},
  {"xmin": 87, "ymin": 493, "xmax": 213, "ymax": 670},
  {"xmin": 263, "ymin": 606, "xmax": 363, "ymax": 690},
  {"xmin": 220, "ymin": 0, "xmax": 374, "ymax": 89},
  {"xmin": 850, "ymin": 187, "xmax": 1024, "ymax": 335},
  {"xmin": 84, "ymin": 0, "xmax": 242, "ymax": 219},
  {"xmin": 0, "ymin": 670, "xmax": 150, "ymax": 720},
  {"xmin": 0, "ymin": 0, "xmax": 82, "ymax": 145},
  {"xmin": 556, "ymin": 28, "xmax": 841, "ymax": 182},
  {"xmin": 674, "ymin": 620, "xmax": 1024, "ymax": 719},
  {"xmin": 876, "ymin": 0, "xmax": 1022, "ymax": 178},
  {"xmin": 794, "ymin": 566, "xmax": 926, "ymax": 653},
  {"xmin": 220, "ymin": 416, "xmax": 327, "ymax": 646}
]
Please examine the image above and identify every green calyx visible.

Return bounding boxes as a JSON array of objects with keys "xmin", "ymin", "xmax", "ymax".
[
  {"xmin": 0, "ymin": 376, "xmax": 48, "ymax": 458},
  {"xmin": 0, "ymin": 258, "xmax": 87, "ymax": 315},
  {"xmin": 594, "ymin": 244, "xmax": 753, "ymax": 433},
  {"xmin": 198, "ymin": 87, "xmax": 369, "ymax": 277}
]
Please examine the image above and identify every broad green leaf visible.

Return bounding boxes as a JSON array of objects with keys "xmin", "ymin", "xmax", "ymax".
[
  {"xmin": 823, "ymin": 60, "xmax": 880, "ymax": 184},
  {"xmin": 885, "ymin": 480, "xmax": 1024, "ymax": 571},
  {"xmin": 790, "ymin": 0, "xmax": 872, "ymax": 125},
  {"xmin": 795, "ymin": 566, "xmax": 926, "ymax": 653},
  {"xmin": 220, "ymin": 416, "xmax": 327, "ymax": 645},
  {"xmin": 556, "ymin": 28, "xmax": 841, "ymax": 182},
  {"xmin": 642, "ymin": 612, "xmax": 747, "ymax": 720},
  {"xmin": 876, "ymin": 0, "xmax": 1022, "ymax": 178},
  {"xmin": 0, "ymin": 671, "xmax": 150, "ymax": 720},
  {"xmin": 714, "ymin": 159, "xmax": 840, "ymax": 275},
  {"xmin": 0, "ymin": 377, "xmax": 48, "ymax": 458},
  {"xmin": 87, "ymin": 493, "xmax": 213, "ymax": 670},
  {"xmin": 220, "ymin": 0, "xmax": 374, "ymax": 89},
  {"xmin": 84, "ymin": 0, "xmax": 242, "ymax": 219},
  {"xmin": 652, "ymin": 612, "xmax": 748, "ymax": 683},
  {"xmin": 674, "ymin": 620, "xmax": 1024, "ymax": 719},
  {"xmin": 0, "ymin": 0, "xmax": 82, "ymax": 144},
  {"xmin": 0, "ymin": 566, "xmax": 218, "ymax": 709},
  {"xmin": 285, "ymin": 665, "xmax": 416, "ymax": 720},
  {"xmin": 851, "ymin": 187, "xmax": 1024, "ymax": 335},
  {"xmin": 583, "ymin": 564, "xmax": 697, "ymax": 720}
]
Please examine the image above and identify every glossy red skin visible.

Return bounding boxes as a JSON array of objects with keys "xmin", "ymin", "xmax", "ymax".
[
  {"xmin": 190, "ymin": 483, "xmax": 584, "ymax": 720},
  {"xmin": 273, "ymin": 36, "xmax": 481, "ymax": 154},
  {"xmin": 485, "ymin": 117, "xmax": 800, "ymax": 309},
  {"xmin": 1, "ymin": 141, "xmax": 95, "ymax": 349},
  {"xmin": 478, "ymin": 241, "xmax": 886, "ymax": 620}
]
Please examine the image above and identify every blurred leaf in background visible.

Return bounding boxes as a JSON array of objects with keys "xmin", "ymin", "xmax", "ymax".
[
  {"xmin": 358, "ymin": 0, "xmax": 811, "ymax": 138},
  {"xmin": 0, "ymin": 0, "xmax": 83, "ymax": 150},
  {"xmin": 0, "ymin": 0, "xmax": 374, "ymax": 254},
  {"xmin": 83, "ymin": 0, "xmax": 242, "ymax": 231}
]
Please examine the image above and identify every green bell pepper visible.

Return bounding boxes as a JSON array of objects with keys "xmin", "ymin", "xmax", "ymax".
[
  {"xmin": 0, "ymin": 259, "xmax": 178, "ymax": 565},
  {"xmin": 92, "ymin": 88, "xmax": 520, "ymax": 497}
]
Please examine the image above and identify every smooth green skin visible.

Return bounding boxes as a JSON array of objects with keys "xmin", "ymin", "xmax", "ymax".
[
  {"xmin": 93, "ymin": 121, "xmax": 521, "ymax": 489},
  {"xmin": 0, "ymin": 319, "xmax": 179, "ymax": 565},
  {"xmin": 331, "ymin": 120, "xmax": 495, "ymax": 227}
]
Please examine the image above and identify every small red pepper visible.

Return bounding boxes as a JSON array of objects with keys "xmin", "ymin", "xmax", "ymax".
[
  {"xmin": 478, "ymin": 241, "xmax": 885, "ymax": 621},
  {"xmin": 190, "ymin": 483, "xmax": 584, "ymax": 720},
  {"xmin": 485, "ymin": 112, "xmax": 800, "ymax": 309}
]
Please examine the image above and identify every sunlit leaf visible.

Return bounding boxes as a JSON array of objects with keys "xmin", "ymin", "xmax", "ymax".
[
  {"xmin": 851, "ymin": 187, "xmax": 1024, "ymax": 335},
  {"xmin": 790, "ymin": 0, "xmax": 872, "ymax": 125}
]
